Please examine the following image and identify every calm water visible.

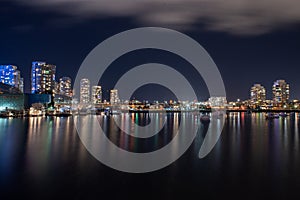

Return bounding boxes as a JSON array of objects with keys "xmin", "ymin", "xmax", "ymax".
[{"xmin": 0, "ymin": 112, "xmax": 300, "ymax": 199}]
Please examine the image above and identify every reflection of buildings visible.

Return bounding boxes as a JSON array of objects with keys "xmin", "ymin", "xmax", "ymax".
[
  {"xmin": 80, "ymin": 78, "xmax": 90, "ymax": 104},
  {"xmin": 272, "ymin": 80, "xmax": 289, "ymax": 106},
  {"xmin": 31, "ymin": 61, "xmax": 56, "ymax": 94},
  {"xmin": 250, "ymin": 84, "xmax": 266, "ymax": 106},
  {"xmin": 208, "ymin": 97, "xmax": 227, "ymax": 107},
  {"xmin": 92, "ymin": 86, "xmax": 102, "ymax": 104},
  {"xmin": 0, "ymin": 65, "xmax": 23, "ymax": 92},
  {"xmin": 59, "ymin": 77, "xmax": 72, "ymax": 97},
  {"xmin": 110, "ymin": 89, "xmax": 119, "ymax": 105}
]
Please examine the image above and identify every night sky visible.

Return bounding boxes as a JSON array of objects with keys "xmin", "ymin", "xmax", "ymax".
[{"xmin": 1, "ymin": 0, "xmax": 300, "ymax": 101}]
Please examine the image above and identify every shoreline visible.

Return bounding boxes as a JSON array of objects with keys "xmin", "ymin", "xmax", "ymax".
[{"xmin": 1, "ymin": 109, "xmax": 300, "ymax": 118}]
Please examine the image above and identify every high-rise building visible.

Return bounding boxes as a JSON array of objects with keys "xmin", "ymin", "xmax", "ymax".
[
  {"xmin": 0, "ymin": 65, "xmax": 23, "ymax": 92},
  {"xmin": 0, "ymin": 65, "xmax": 17, "ymax": 86},
  {"xmin": 31, "ymin": 61, "xmax": 45, "ymax": 93},
  {"xmin": 92, "ymin": 86, "xmax": 102, "ymax": 104},
  {"xmin": 59, "ymin": 77, "xmax": 72, "ymax": 97},
  {"xmin": 250, "ymin": 84, "xmax": 266, "ymax": 105},
  {"xmin": 110, "ymin": 89, "xmax": 119, "ymax": 105},
  {"xmin": 31, "ymin": 62, "xmax": 56, "ymax": 94},
  {"xmin": 272, "ymin": 79, "xmax": 289, "ymax": 105},
  {"xmin": 40, "ymin": 64, "xmax": 56, "ymax": 94},
  {"xmin": 80, "ymin": 78, "xmax": 90, "ymax": 104}
]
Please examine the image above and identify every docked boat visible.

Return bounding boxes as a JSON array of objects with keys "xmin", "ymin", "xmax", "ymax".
[
  {"xmin": 265, "ymin": 113, "xmax": 279, "ymax": 119},
  {"xmin": 279, "ymin": 112, "xmax": 288, "ymax": 117}
]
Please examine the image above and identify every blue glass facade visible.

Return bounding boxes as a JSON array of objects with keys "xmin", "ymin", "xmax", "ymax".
[
  {"xmin": 31, "ymin": 61, "xmax": 45, "ymax": 94},
  {"xmin": 31, "ymin": 62, "xmax": 56, "ymax": 94},
  {"xmin": 0, "ymin": 65, "xmax": 17, "ymax": 87}
]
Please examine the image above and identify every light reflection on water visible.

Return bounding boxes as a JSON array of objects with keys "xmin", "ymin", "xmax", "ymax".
[{"xmin": 0, "ymin": 112, "xmax": 300, "ymax": 198}]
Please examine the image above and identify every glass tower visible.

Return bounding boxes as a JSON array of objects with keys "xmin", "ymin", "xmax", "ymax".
[
  {"xmin": 110, "ymin": 89, "xmax": 119, "ymax": 105},
  {"xmin": 31, "ymin": 62, "xmax": 56, "ymax": 94},
  {"xmin": 0, "ymin": 65, "xmax": 22, "ymax": 92},
  {"xmin": 59, "ymin": 77, "xmax": 72, "ymax": 97},
  {"xmin": 92, "ymin": 86, "xmax": 102, "ymax": 104},
  {"xmin": 272, "ymin": 79, "xmax": 289, "ymax": 105},
  {"xmin": 31, "ymin": 61, "xmax": 45, "ymax": 93},
  {"xmin": 250, "ymin": 84, "xmax": 266, "ymax": 105}
]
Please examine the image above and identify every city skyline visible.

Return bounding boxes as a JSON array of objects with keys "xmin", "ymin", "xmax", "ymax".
[
  {"xmin": 1, "ymin": 1, "xmax": 300, "ymax": 101},
  {"xmin": 1, "ymin": 60, "xmax": 300, "ymax": 103},
  {"xmin": 1, "ymin": 61, "xmax": 299, "ymax": 111},
  {"xmin": 1, "ymin": 2, "xmax": 300, "ymax": 199}
]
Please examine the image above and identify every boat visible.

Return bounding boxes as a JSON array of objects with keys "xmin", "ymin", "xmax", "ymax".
[
  {"xmin": 279, "ymin": 112, "xmax": 288, "ymax": 117},
  {"xmin": 265, "ymin": 113, "xmax": 279, "ymax": 119}
]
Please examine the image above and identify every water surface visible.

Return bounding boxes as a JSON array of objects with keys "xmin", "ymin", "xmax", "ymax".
[{"xmin": 0, "ymin": 112, "xmax": 300, "ymax": 199}]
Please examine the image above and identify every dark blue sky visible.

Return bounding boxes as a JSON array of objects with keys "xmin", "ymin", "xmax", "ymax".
[{"xmin": 1, "ymin": 0, "xmax": 300, "ymax": 101}]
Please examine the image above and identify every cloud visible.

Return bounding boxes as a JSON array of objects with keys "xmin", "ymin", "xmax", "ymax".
[
  {"xmin": 11, "ymin": 0, "xmax": 300, "ymax": 35},
  {"xmin": 11, "ymin": 24, "xmax": 33, "ymax": 33}
]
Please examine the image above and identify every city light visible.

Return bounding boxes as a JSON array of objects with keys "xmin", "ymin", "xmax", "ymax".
[{"xmin": 0, "ymin": 61, "xmax": 300, "ymax": 116}]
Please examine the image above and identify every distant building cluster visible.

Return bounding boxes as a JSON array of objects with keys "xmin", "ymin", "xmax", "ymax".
[
  {"xmin": 0, "ymin": 62, "xmax": 74, "ymax": 112},
  {"xmin": 0, "ymin": 61, "xmax": 299, "ymax": 112},
  {"xmin": 250, "ymin": 79, "xmax": 290, "ymax": 108},
  {"xmin": 0, "ymin": 62, "xmax": 115, "ymax": 112},
  {"xmin": 79, "ymin": 78, "xmax": 109, "ymax": 106},
  {"xmin": 228, "ymin": 79, "xmax": 295, "ymax": 110},
  {"xmin": 208, "ymin": 97, "xmax": 227, "ymax": 107}
]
